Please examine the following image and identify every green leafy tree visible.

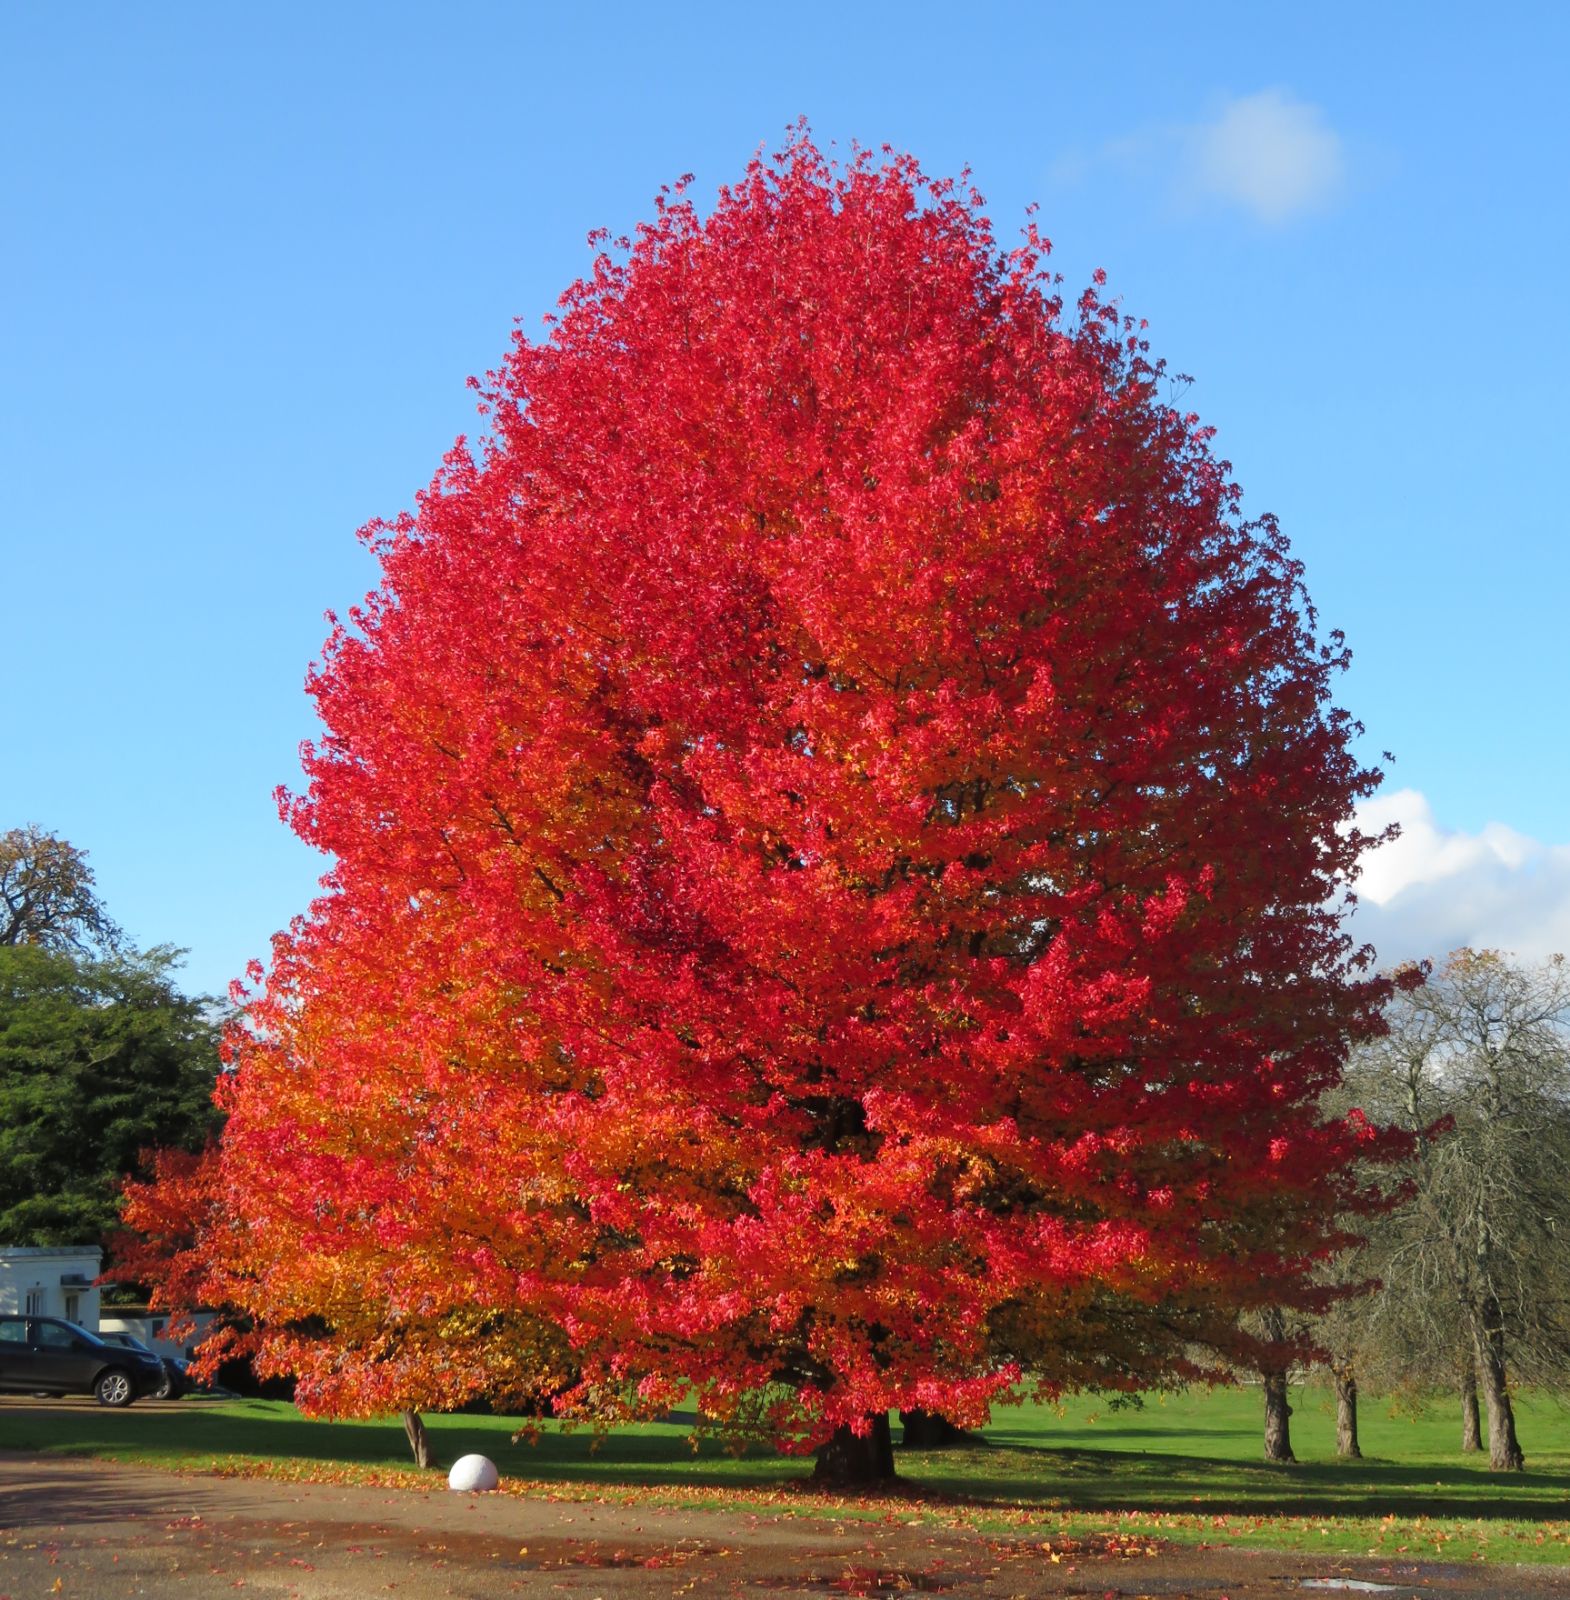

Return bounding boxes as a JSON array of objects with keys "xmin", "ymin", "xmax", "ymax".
[{"xmin": 0, "ymin": 943, "xmax": 222, "ymax": 1245}]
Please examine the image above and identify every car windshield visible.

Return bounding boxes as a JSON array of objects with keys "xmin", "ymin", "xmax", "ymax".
[{"xmin": 103, "ymin": 1332, "xmax": 153, "ymax": 1352}]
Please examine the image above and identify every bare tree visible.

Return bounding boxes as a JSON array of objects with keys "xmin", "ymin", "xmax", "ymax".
[
  {"xmin": 1343, "ymin": 950, "xmax": 1570, "ymax": 1470},
  {"xmin": 1313, "ymin": 1252, "xmax": 1370, "ymax": 1459},
  {"xmin": 1460, "ymin": 1358, "xmax": 1482, "ymax": 1452},
  {"xmin": 0, "ymin": 825, "xmax": 123, "ymax": 954}
]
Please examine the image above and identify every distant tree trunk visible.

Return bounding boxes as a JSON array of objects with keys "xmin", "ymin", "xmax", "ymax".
[
  {"xmin": 401, "ymin": 1409, "xmax": 437, "ymax": 1469},
  {"xmin": 899, "ymin": 1409, "xmax": 972, "ymax": 1449},
  {"xmin": 1333, "ymin": 1364, "xmax": 1361, "ymax": 1459},
  {"xmin": 814, "ymin": 1412, "xmax": 895, "ymax": 1485},
  {"xmin": 1260, "ymin": 1307, "xmax": 1296, "ymax": 1464},
  {"xmin": 1470, "ymin": 1297, "xmax": 1524, "ymax": 1471},
  {"xmin": 1461, "ymin": 1366, "xmax": 1481, "ymax": 1453},
  {"xmin": 1263, "ymin": 1372, "xmax": 1296, "ymax": 1463}
]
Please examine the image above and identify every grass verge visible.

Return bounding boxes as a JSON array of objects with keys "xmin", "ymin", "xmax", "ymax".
[{"xmin": 3, "ymin": 1384, "xmax": 1567, "ymax": 1565}]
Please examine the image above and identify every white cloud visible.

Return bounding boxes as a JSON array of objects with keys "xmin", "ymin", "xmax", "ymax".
[
  {"xmin": 1184, "ymin": 89, "xmax": 1346, "ymax": 224},
  {"xmin": 1052, "ymin": 88, "xmax": 1347, "ymax": 226},
  {"xmin": 1345, "ymin": 788, "xmax": 1570, "ymax": 968}
]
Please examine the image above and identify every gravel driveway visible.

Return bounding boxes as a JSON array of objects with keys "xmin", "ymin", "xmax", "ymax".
[{"xmin": 3, "ymin": 1449, "xmax": 1567, "ymax": 1598}]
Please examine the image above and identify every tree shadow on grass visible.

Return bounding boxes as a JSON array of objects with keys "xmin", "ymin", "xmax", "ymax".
[
  {"xmin": 898, "ymin": 1441, "xmax": 1570, "ymax": 1523},
  {"xmin": 9, "ymin": 1401, "xmax": 1570, "ymax": 1523},
  {"xmin": 987, "ymin": 1422, "xmax": 1255, "ymax": 1446},
  {"xmin": 2, "ymin": 1399, "xmax": 798, "ymax": 1491}
]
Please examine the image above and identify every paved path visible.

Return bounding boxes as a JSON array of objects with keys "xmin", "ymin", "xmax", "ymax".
[{"xmin": 2, "ymin": 1453, "xmax": 1567, "ymax": 1598}]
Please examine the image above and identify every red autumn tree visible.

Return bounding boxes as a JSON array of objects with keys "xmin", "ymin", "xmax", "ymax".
[{"xmin": 123, "ymin": 131, "xmax": 1401, "ymax": 1482}]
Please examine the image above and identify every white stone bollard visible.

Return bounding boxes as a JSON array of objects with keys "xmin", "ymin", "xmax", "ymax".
[{"xmin": 446, "ymin": 1453, "xmax": 500, "ymax": 1492}]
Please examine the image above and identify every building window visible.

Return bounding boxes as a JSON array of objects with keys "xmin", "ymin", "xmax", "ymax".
[
  {"xmin": 24, "ymin": 1287, "xmax": 45, "ymax": 1316},
  {"xmin": 63, "ymin": 1291, "xmax": 81, "ymax": 1324}
]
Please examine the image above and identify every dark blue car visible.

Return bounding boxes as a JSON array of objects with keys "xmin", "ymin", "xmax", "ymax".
[
  {"xmin": 0, "ymin": 1315, "xmax": 165, "ymax": 1405},
  {"xmin": 98, "ymin": 1329, "xmax": 189, "ymax": 1399}
]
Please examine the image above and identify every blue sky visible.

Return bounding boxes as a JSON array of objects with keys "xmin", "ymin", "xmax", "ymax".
[{"xmin": 4, "ymin": 1, "xmax": 1567, "ymax": 997}]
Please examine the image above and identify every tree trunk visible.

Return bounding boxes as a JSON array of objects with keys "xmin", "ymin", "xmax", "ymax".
[
  {"xmin": 899, "ymin": 1409, "xmax": 972, "ymax": 1449},
  {"xmin": 1333, "ymin": 1366, "xmax": 1361, "ymax": 1459},
  {"xmin": 1461, "ymin": 1366, "xmax": 1481, "ymax": 1453},
  {"xmin": 1263, "ymin": 1371, "xmax": 1296, "ymax": 1463},
  {"xmin": 813, "ymin": 1412, "xmax": 895, "ymax": 1485},
  {"xmin": 1470, "ymin": 1298, "xmax": 1524, "ymax": 1470},
  {"xmin": 401, "ymin": 1409, "xmax": 437, "ymax": 1469},
  {"xmin": 1259, "ymin": 1307, "xmax": 1295, "ymax": 1464}
]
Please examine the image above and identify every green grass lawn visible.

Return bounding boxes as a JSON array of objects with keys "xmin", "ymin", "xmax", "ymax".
[{"xmin": 4, "ymin": 1384, "xmax": 1568, "ymax": 1566}]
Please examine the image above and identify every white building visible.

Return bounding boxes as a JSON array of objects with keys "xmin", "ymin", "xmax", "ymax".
[{"xmin": 0, "ymin": 1245, "xmax": 102, "ymax": 1327}]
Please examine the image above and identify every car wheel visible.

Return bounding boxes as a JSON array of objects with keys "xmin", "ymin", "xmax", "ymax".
[
  {"xmin": 94, "ymin": 1369, "xmax": 135, "ymax": 1407},
  {"xmin": 152, "ymin": 1371, "xmax": 174, "ymax": 1400}
]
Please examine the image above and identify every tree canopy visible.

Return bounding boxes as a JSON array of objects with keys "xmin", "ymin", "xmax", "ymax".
[
  {"xmin": 0, "ymin": 825, "xmax": 122, "ymax": 955},
  {"xmin": 122, "ymin": 133, "xmax": 1399, "ymax": 1476},
  {"xmin": 0, "ymin": 942, "xmax": 221, "ymax": 1246}
]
